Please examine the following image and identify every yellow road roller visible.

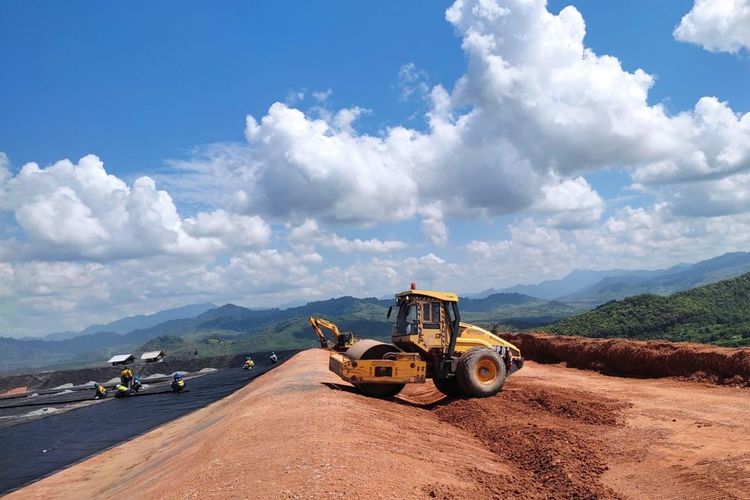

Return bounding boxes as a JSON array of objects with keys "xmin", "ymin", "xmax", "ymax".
[{"xmin": 328, "ymin": 284, "xmax": 523, "ymax": 398}]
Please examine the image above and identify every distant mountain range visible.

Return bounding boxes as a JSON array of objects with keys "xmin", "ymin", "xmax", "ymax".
[
  {"xmin": 468, "ymin": 269, "xmax": 662, "ymax": 300},
  {"xmin": 470, "ymin": 252, "xmax": 750, "ymax": 304},
  {"xmin": 548, "ymin": 271, "xmax": 750, "ymax": 347},
  {"xmin": 0, "ymin": 293, "xmax": 580, "ymax": 373},
  {"xmin": 42, "ymin": 303, "xmax": 217, "ymax": 340},
  {"xmin": 561, "ymin": 252, "xmax": 750, "ymax": 304},
  {"xmin": 0, "ymin": 297, "xmax": 390, "ymax": 373},
  {"xmin": 4, "ymin": 251, "xmax": 750, "ymax": 374}
]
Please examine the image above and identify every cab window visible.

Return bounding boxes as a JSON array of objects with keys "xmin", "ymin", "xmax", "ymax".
[
  {"xmin": 396, "ymin": 304, "xmax": 419, "ymax": 335},
  {"xmin": 422, "ymin": 302, "xmax": 441, "ymax": 329}
]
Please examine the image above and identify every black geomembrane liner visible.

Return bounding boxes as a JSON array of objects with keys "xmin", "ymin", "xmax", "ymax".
[{"xmin": 0, "ymin": 351, "xmax": 296, "ymax": 494}]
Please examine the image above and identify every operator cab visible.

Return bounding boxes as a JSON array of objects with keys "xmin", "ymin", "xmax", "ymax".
[{"xmin": 389, "ymin": 283, "xmax": 460, "ymax": 354}]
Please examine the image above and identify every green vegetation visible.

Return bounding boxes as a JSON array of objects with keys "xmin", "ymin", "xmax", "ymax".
[
  {"xmin": 548, "ymin": 272, "xmax": 750, "ymax": 347},
  {"xmin": 129, "ymin": 293, "xmax": 581, "ymax": 361},
  {"xmin": 137, "ymin": 315, "xmax": 393, "ymax": 360},
  {"xmin": 461, "ymin": 296, "xmax": 585, "ymax": 329},
  {"xmin": 8, "ymin": 267, "xmax": 750, "ymax": 375}
]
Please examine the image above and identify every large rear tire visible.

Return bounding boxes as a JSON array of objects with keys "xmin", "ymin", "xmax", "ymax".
[
  {"xmin": 433, "ymin": 377, "xmax": 462, "ymax": 397},
  {"xmin": 456, "ymin": 348, "xmax": 506, "ymax": 398},
  {"xmin": 355, "ymin": 383, "xmax": 405, "ymax": 398}
]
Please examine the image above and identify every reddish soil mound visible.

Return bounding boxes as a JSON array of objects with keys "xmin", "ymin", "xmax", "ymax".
[
  {"xmin": 9, "ymin": 350, "xmax": 513, "ymax": 499},
  {"xmin": 502, "ymin": 332, "xmax": 750, "ymax": 386},
  {"xmin": 11, "ymin": 352, "xmax": 750, "ymax": 499},
  {"xmin": 433, "ymin": 384, "xmax": 627, "ymax": 499}
]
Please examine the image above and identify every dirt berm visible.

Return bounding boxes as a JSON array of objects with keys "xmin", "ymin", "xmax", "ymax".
[
  {"xmin": 10, "ymin": 349, "xmax": 750, "ymax": 499},
  {"xmin": 502, "ymin": 332, "xmax": 750, "ymax": 385}
]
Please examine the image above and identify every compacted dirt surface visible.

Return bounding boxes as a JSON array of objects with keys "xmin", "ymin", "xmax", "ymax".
[
  {"xmin": 9, "ymin": 349, "xmax": 750, "ymax": 499},
  {"xmin": 432, "ymin": 363, "xmax": 750, "ymax": 499}
]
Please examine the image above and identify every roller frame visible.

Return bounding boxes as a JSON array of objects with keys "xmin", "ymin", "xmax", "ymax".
[{"xmin": 329, "ymin": 351, "xmax": 426, "ymax": 385}]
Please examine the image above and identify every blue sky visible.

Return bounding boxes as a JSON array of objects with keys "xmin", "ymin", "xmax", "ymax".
[
  {"xmin": 4, "ymin": 0, "xmax": 747, "ymax": 177},
  {"xmin": 1, "ymin": 0, "xmax": 750, "ymax": 335},
  {"xmin": 1, "ymin": 1, "xmax": 460, "ymax": 173}
]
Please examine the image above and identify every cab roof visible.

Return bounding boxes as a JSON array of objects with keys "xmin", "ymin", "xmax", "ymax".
[{"xmin": 396, "ymin": 289, "xmax": 459, "ymax": 302}]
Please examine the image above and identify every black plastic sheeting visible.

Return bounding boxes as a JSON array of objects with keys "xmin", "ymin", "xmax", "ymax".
[
  {"xmin": 0, "ymin": 384, "xmax": 181, "ymax": 418},
  {"xmin": 0, "ymin": 375, "xmax": 199, "ymax": 417},
  {"xmin": 0, "ymin": 373, "xmax": 196, "ymax": 406},
  {"xmin": 0, "ymin": 350, "xmax": 297, "ymax": 494}
]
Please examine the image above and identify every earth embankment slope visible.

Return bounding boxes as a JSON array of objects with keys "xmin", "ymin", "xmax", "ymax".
[
  {"xmin": 7, "ymin": 349, "xmax": 511, "ymax": 499},
  {"xmin": 10, "ymin": 348, "xmax": 750, "ymax": 499}
]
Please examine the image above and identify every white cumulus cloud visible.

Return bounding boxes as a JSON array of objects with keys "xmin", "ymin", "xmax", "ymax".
[
  {"xmin": 4, "ymin": 0, "xmax": 750, "ymax": 335},
  {"xmin": 287, "ymin": 219, "xmax": 406, "ymax": 253},
  {"xmin": 183, "ymin": 209, "xmax": 271, "ymax": 248},
  {"xmin": 171, "ymin": 0, "xmax": 750, "ymax": 232},
  {"xmin": 0, "ymin": 155, "xmax": 269, "ymax": 260},
  {"xmin": 675, "ymin": 0, "xmax": 750, "ymax": 53},
  {"xmin": 447, "ymin": 0, "xmax": 750, "ymax": 187},
  {"xmin": 534, "ymin": 177, "xmax": 604, "ymax": 228}
]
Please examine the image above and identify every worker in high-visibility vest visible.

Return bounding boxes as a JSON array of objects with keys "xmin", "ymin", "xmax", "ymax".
[
  {"xmin": 171, "ymin": 373, "xmax": 186, "ymax": 393},
  {"xmin": 94, "ymin": 384, "xmax": 108, "ymax": 399},
  {"xmin": 243, "ymin": 357, "xmax": 255, "ymax": 370},
  {"xmin": 114, "ymin": 384, "xmax": 129, "ymax": 398},
  {"xmin": 120, "ymin": 366, "xmax": 133, "ymax": 388}
]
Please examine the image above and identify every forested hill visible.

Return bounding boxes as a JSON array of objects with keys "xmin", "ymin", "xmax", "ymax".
[{"xmin": 547, "ymin": 272, "xmax": 750, "ymax": 347}]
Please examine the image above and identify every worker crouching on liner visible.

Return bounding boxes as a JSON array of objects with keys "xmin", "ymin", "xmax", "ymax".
[
  {"xmin": 114, "ymin": 384, "xmax": 129, "ymax": 398},
  {"xmin": 94, "ymin": 383, "xmax": 108, "ymax": 399},
  {"xmin": 171, "ymin": 373, "xmax": 186, "ymax": 393}
]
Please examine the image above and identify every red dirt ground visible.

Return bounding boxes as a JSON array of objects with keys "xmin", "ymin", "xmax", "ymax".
[
  {"xmin": 0, "ymin": 386, "xmax": 28, "ymax": 397},
  {"xmin": 502, "ymin": 332, "xmax": 750, "ymax": 385},
  {"xmin": 9, "ymin": 349, "xmax": 750, "ymax": 499}
]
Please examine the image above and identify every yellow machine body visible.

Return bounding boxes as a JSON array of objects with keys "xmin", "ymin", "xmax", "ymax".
[
  {"xmin": 326, "ymin": 287, "xmax": 523, "ymax": 398},
  {"xmin": 309, "ymin": 316, "xmax": 356, "ymax": 351},
  {"xmin": 329, "ymin": 351, "xmax": 426, "ymax": 385},
  {"xmin": 393, "ymin": 322, "xmax": 521, "ymax": 357},
  {"xmin": 389, "ymin": 288, "xmax": 520, "ymax": 359}
]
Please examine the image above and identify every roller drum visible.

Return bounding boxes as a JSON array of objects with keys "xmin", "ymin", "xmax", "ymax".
[
  {"xmin": 344, "ymin": 339, "xmax": 405, "ymax": 398},
  {"xmin": 345, "ymin": 339, "xmax": 402, "ymax": 360}
]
